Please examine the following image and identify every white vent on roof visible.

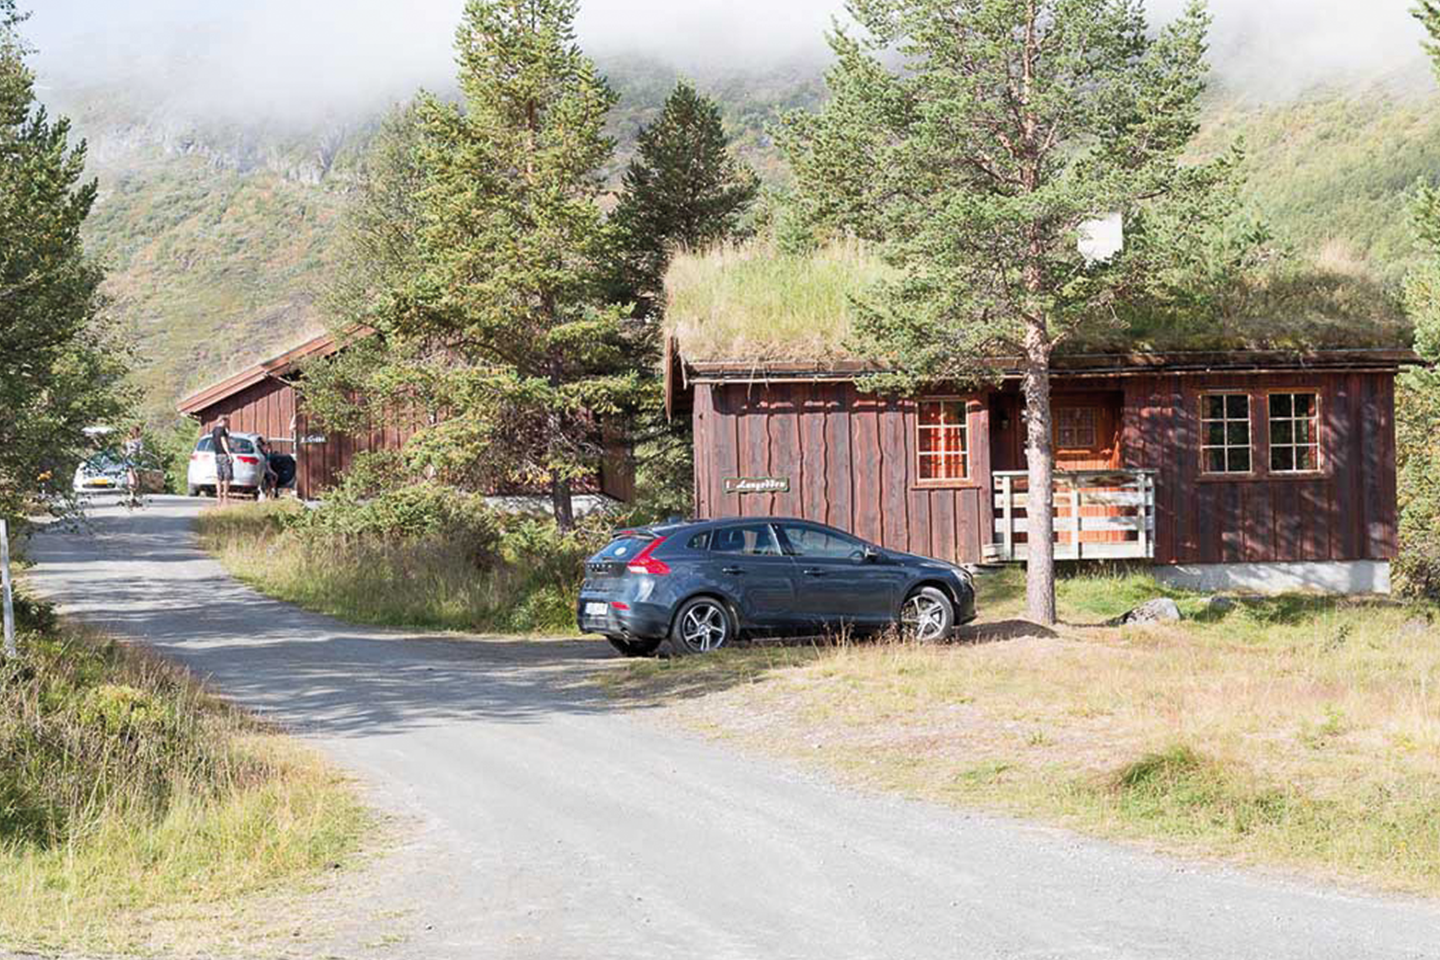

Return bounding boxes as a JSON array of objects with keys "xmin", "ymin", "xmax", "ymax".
[{"xmin": 1078, "ymin": 212, "xmax": 1124, "ymax": 265}]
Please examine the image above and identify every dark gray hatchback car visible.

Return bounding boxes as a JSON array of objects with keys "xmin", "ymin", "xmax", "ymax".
[{"xmin": 577, "ymin": 517, "xmax": 977, "ymax": 657}]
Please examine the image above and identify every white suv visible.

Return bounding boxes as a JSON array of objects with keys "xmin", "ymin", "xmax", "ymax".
[{"xmin": 186, "ymin": 431, "xmax": 265, "ymax": 497}]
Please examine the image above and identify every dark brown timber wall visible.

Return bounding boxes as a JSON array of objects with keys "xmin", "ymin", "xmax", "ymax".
[{"xmin": 692, "ymin": 371, "xmax": 1398, "ymax": 566}]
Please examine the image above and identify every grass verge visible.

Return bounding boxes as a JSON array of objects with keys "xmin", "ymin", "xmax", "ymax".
[
  {"xmin": 194, "ymin": 500, "xmax": 583, "ymax": 635},
  {"xmin": 604, "ymin": 569, "xmax": 1440, "ymax": 896},
  {"xmin": 0, "ymin": 597, "xmax": 369, "ymax": 956}
]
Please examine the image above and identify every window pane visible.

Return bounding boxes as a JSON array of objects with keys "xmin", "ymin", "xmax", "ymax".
[
  {"xmin": 1295, "ymin": 446, "xmax": 1316, "ymax": 471},
  {"xmin": 1226, "ymin": 394, "xmax": 1249, "ymax": 419},
  {"xmin": 920, "ymin": 403, "xmax": 941, "ymax": 425},
  {"xmin": 781, "ymin": 525, "xmax": 863, "ymax": 559},
  {"xmin": 1231, "ymin": 448, "xmax": 1252, "ymax": 473},
  {"xmin": 944, "ymin": 453, "xmax": 966, "ymax": 479},
  {"xmin": 1269, "ymin": 393, "xmax": 1290, "ymax": 418},
  {"xmin": 1204, "ymin": 395, "xmax": 1225, "ymax": 419},
  {"xmin": 919, "ymin": 428, "xmax": 938, "ymax": 454},
  {"xmin": 1295, "ymin": 394, "xmax": 1315, "ymax": 417},
  {"xmin": 1294, "ymin": 418, "xmax": 1312, "ymax": 443},
  {"xmin": 1205, "ymin": 422, "xmax": 1225, "ymax": 446},
  {"xmin": 1271, "ymin": 420, "xmax": 1293, "ymax": 445},
  {"xmin": 1271, "ymin": 447, "xmax": 1294, "ymax": 472},
  {"xmin": 1206, "ymin": 448, "xmax": 1227, "ymax": 473},
  {"xmin": 1227, "ymin": 421, "xmax": 1250, "ymax": 446}
]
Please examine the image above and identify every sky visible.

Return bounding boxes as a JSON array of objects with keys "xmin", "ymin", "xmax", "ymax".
[{"xmin": 18, "ymin": 0, "xmax": 1433, "ymax": 121}]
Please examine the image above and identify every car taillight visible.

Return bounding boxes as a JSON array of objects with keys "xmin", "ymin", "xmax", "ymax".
[
  {"xmin": 236, "ymin": 456, "xmax": 260, "ymax": 464},
  {"xmin": 626, "ymin": 537, "xmax": 670, "ymax": 576},
  {"xmin": 611, "ymin": 601, "xmax": 630, "ymax": 611}
]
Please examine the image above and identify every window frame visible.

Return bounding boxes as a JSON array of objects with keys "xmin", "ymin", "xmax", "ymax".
[
  {"xmin": 915, "ymin": 396, "xmax": 976, "ymax": 489},
  {"xmin": 1198, "ymin": 390, "xmax": 1256, "ymax": 478},
  {"xmin": 1264, "ymin": 388, "xmax": 1325, "ymax": 477}
]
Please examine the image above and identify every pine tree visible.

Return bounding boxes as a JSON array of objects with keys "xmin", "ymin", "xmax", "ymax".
[
  {"xmin": 782, "ymin": 0, "xmax": 1236, "ymax": 625},
  {"xmin": 1395, "ymin": 1, "xmax": 1440, "ymax": 596},
  {"xmin": 611, "ymin": 81, "xmax": 759, "ymax": 313},
  {"xmin": 0, "ymin": 1, "xmax": 128, "ymax": 520},
  {"xmin": 368, "ymin": 0, "xmax": 645, "ymax": 529}
]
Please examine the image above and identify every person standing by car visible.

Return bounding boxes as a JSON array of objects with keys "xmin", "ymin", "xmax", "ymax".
[
  {"xmin": 211, "ymin": 416, "xmax": 234, "ymax": 506},
  {"xmin": 255, "ymin": 436, "xmax": 279, "ymax": 500},
  {"xmin": 122, "ymin": 425, "xmax": 144, "ymax": 508}
]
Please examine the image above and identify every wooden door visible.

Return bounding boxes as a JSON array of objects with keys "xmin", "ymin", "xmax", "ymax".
[
  {"xmin": 1053, "ymin": 399, "xmax": 1120, "ymax": 470},
  {"xmin": 1052, "ymin": 397, "xmax": 1123, "ymax": 545}
]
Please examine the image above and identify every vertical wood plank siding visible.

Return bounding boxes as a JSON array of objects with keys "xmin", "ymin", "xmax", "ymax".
[{"xmin": 694, "ymin": 371, "xmax": 1399, "ymax": 565}]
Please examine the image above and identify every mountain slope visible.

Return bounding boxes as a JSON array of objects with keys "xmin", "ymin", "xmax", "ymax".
[{"xmin": 43, "ymin": 61, "xmax": 1439, "ymax": 419}]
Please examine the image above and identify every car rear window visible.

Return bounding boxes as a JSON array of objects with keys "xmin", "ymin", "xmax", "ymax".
[
  {"xmin": 595, "ymin": 536, "xmax": 654, "ymax": 562},
  {"xmin": 195, "ymin": 436, "xmax": 255, "ymax": 454}
]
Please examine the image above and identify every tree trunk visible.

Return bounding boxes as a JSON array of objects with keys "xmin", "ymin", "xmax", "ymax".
[
  {"xmin": 551, "ymin": 475, "xmax": 575, "ymax": 532},
  {"xmin": 1021, "ymin": 324, "xmax": 1057, "ymax": 626}
]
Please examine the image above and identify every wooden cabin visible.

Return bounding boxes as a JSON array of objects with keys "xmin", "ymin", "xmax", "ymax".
[
  {"xmin": 178, "ymin": 332, "xmax": 635, "ymax": 503},
  {"xmin": 670, "ymin": 349, "xmax": 1410, "ymax": 594}
]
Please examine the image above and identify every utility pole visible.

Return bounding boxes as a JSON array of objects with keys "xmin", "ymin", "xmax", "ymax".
[{"xmin": 1, "ymin": 518, "xmax": 15, "ymax": 659}]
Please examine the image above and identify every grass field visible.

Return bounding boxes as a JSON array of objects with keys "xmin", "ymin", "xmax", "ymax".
[
  {"xmin": 604, "ymin": 569, "xmax": 1440, "ymax": 896},
  {"xmin": 195, "ymin": 500, "xmax": 585, "ymax": 636},
  {"xmin": 0, "ymin": 602, "xmax": 369, "ymax": 955}
]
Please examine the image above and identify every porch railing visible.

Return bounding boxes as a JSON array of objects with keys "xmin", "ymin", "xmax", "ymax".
[{"xmin": 984, "ymin": 469, "xmax": 1157, "ymax": 563}]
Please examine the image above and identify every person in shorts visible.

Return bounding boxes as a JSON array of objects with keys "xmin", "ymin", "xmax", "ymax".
[{"xmin": 211, "ymin": 416, "xmax": 234, "ymax": 506}]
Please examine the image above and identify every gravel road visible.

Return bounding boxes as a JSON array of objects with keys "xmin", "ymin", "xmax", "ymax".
[{"xmin": 23, "ymin": 497, "xmax": 1440, "ymax": 960}]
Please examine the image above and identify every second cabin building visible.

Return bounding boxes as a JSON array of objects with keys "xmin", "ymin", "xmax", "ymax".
[{"xmin": 664, "ymin": 244, "xmax": 1416, "ymax": 594}]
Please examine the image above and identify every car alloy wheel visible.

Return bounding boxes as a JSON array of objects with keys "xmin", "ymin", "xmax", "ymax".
[
  {"xmin": 678, "ymin": 600, "xmax": 729, "ymax": 653},
  {"xmin": 901, "ymin": 588, "xmax": 953, "ymax": 643}
]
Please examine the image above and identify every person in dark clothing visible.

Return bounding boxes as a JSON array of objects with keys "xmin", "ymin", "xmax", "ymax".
[
  {"xmin": 211, "ymin": 415, "xmax": 234, "ymax": 506},
  {"xmin": 256, "ymin": 436, "xmax": 279, "ymax": 500}
]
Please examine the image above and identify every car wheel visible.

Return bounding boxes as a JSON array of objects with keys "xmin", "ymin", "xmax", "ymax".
[
  {"xmin": 661, "ymin": 597, "xmax": 734, "ymax": 657},
  {"xmin": 901, "ymin": 586, "xmax": 955, "ymax": 643},
  {"xmin": 606, "ymin": 636, "xmax": 663, "ymax": 658}
]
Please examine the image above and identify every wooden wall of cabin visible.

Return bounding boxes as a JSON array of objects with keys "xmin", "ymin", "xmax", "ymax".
[
  {"xmin": 194, "ymin": 381, "xmax": 418, "ymax": 500},
  {"xmin": 1120, "ymin": 370, "xmax": 1398, "ymax": 566},
  {"xmin": 693, "ymin": 370, "xmax": 1399, "ymax": 568},
  {"xmin": 693, "ymin": 381, "xmax": 994, "ymax": 564}
]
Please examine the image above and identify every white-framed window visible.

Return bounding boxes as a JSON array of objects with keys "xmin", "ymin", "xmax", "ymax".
[
  {"xmin": 1201, "ymin": 392, "xmax": 1252, "ymax": 474},
  {"xmin": 917, "ymin": 399, "xmax": 969, "ymax": 483},
  {"xmin": 1269, "ymin": 392, "xmax": 1321, "ymax": 474}
]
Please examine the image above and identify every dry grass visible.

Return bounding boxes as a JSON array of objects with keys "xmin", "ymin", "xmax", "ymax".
[
  {"xmin": 605, "ymin": 570, "xmax": 1440, "ymax": 895},
  {"xmin": 195, "ymin": 501, "xmax": 583, "ymax": 635},
  {"xmin": 0, "ymin": 610, "xmax": 369, "ymax": 955},
  {"xmin": 663, "ymin": 238, "xmax": 892, "ymax": 362}
]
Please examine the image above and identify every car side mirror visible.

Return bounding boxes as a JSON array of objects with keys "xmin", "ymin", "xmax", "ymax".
[{"xmin": 862, "ymin": 546, "xmax": 881, "ymax": 563}]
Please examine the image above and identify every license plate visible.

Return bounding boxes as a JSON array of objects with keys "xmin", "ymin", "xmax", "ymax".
[
  {"xmin": 92, "ymin": 478, "xmax": 113, "ymax": 487},
  {"xmin": 584, "ymin": 602, "xmax": 608, "ymax": 617}
]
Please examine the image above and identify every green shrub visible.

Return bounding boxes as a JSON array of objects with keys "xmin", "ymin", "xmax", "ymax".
[{"xmin": 1396, "ymin": 368, "xmax": 1440, "ymax": 599}]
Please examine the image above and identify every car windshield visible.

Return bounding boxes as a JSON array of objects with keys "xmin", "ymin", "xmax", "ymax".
[{"xmin": 83, "ymin": 454, "xmax": 122, "ymax": 473}]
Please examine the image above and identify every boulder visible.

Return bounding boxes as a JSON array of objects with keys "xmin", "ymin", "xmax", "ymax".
[
  {"xmin": 1205, "ymin": 595, "xmax": 1238, "ymax": 616},
  {"xmin": 1111, "ymin": 598, "xmax": 1182, "ymax": 626}
]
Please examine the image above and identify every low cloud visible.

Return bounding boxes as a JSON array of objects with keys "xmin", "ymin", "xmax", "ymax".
[{"xmin": 21, "ymin": 0, "xmax": 1433, "ymax": 124}]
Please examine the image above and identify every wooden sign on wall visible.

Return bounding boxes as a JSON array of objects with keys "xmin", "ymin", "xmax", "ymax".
[{"xmin": 724, "ymin": 476, "xmax": 790, "ymax": 495}]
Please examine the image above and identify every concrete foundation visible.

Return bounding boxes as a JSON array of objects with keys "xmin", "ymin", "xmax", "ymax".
[{"xmin": 1153, "ymin": 561, "xmax": 1392, "ymax": 596}]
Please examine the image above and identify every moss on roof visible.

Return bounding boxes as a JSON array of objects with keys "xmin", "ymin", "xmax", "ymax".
[
  {"xmin": 664, "ymin": 240, "xmax": 890, "ymax": 363},
  {"xmin": 663, "ymin": 241, "xmax": 1412, "ymax": 364}
]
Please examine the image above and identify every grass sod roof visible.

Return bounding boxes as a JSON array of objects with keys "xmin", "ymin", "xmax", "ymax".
[{"xmin": 662, "ymin": 241, "xmax": 1414, "ymax": 368}]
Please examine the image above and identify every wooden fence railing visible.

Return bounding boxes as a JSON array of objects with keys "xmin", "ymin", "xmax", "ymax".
[{"xmin": 985, "ymin": 469, "xmax": 1157, "ymax": 562}]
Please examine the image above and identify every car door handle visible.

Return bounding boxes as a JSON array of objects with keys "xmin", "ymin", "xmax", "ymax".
[
  {"xmin": 722, "ymin": 566, "xmax": 745, "ymax": 575},
  {"xmin": 802, "ymin": 568, "xmax": 827, "ymax": 577}
]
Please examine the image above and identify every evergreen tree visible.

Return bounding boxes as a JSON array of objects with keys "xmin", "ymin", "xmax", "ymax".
[
  {"xmin": 782, "ymin": 0, "xmax": 1236, "ymax": 624},
  {"xmin": 0, "ymin": 1, "xmax": 128, "ymax": 521},
  {"xmin": 361, "ymin": 0, "xmax": 645, "ymax": 529},
  {"xmin": 1395, "ymin": 1, "xmax": 1440, "ymax": 596},
  {"xmin": 611, "ymin": 81, "xmax": 759, "ymax": 312}
]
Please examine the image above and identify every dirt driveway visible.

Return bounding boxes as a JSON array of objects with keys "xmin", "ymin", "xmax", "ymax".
[{"xmin": 22, "ymin": 496, "xmax": 1440, "ymax": 959}]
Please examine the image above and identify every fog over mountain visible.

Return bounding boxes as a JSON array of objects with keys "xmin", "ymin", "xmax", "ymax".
[{"xmin": 22, "ymin": 0, "xmax": 1434, "ymax": 127}]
